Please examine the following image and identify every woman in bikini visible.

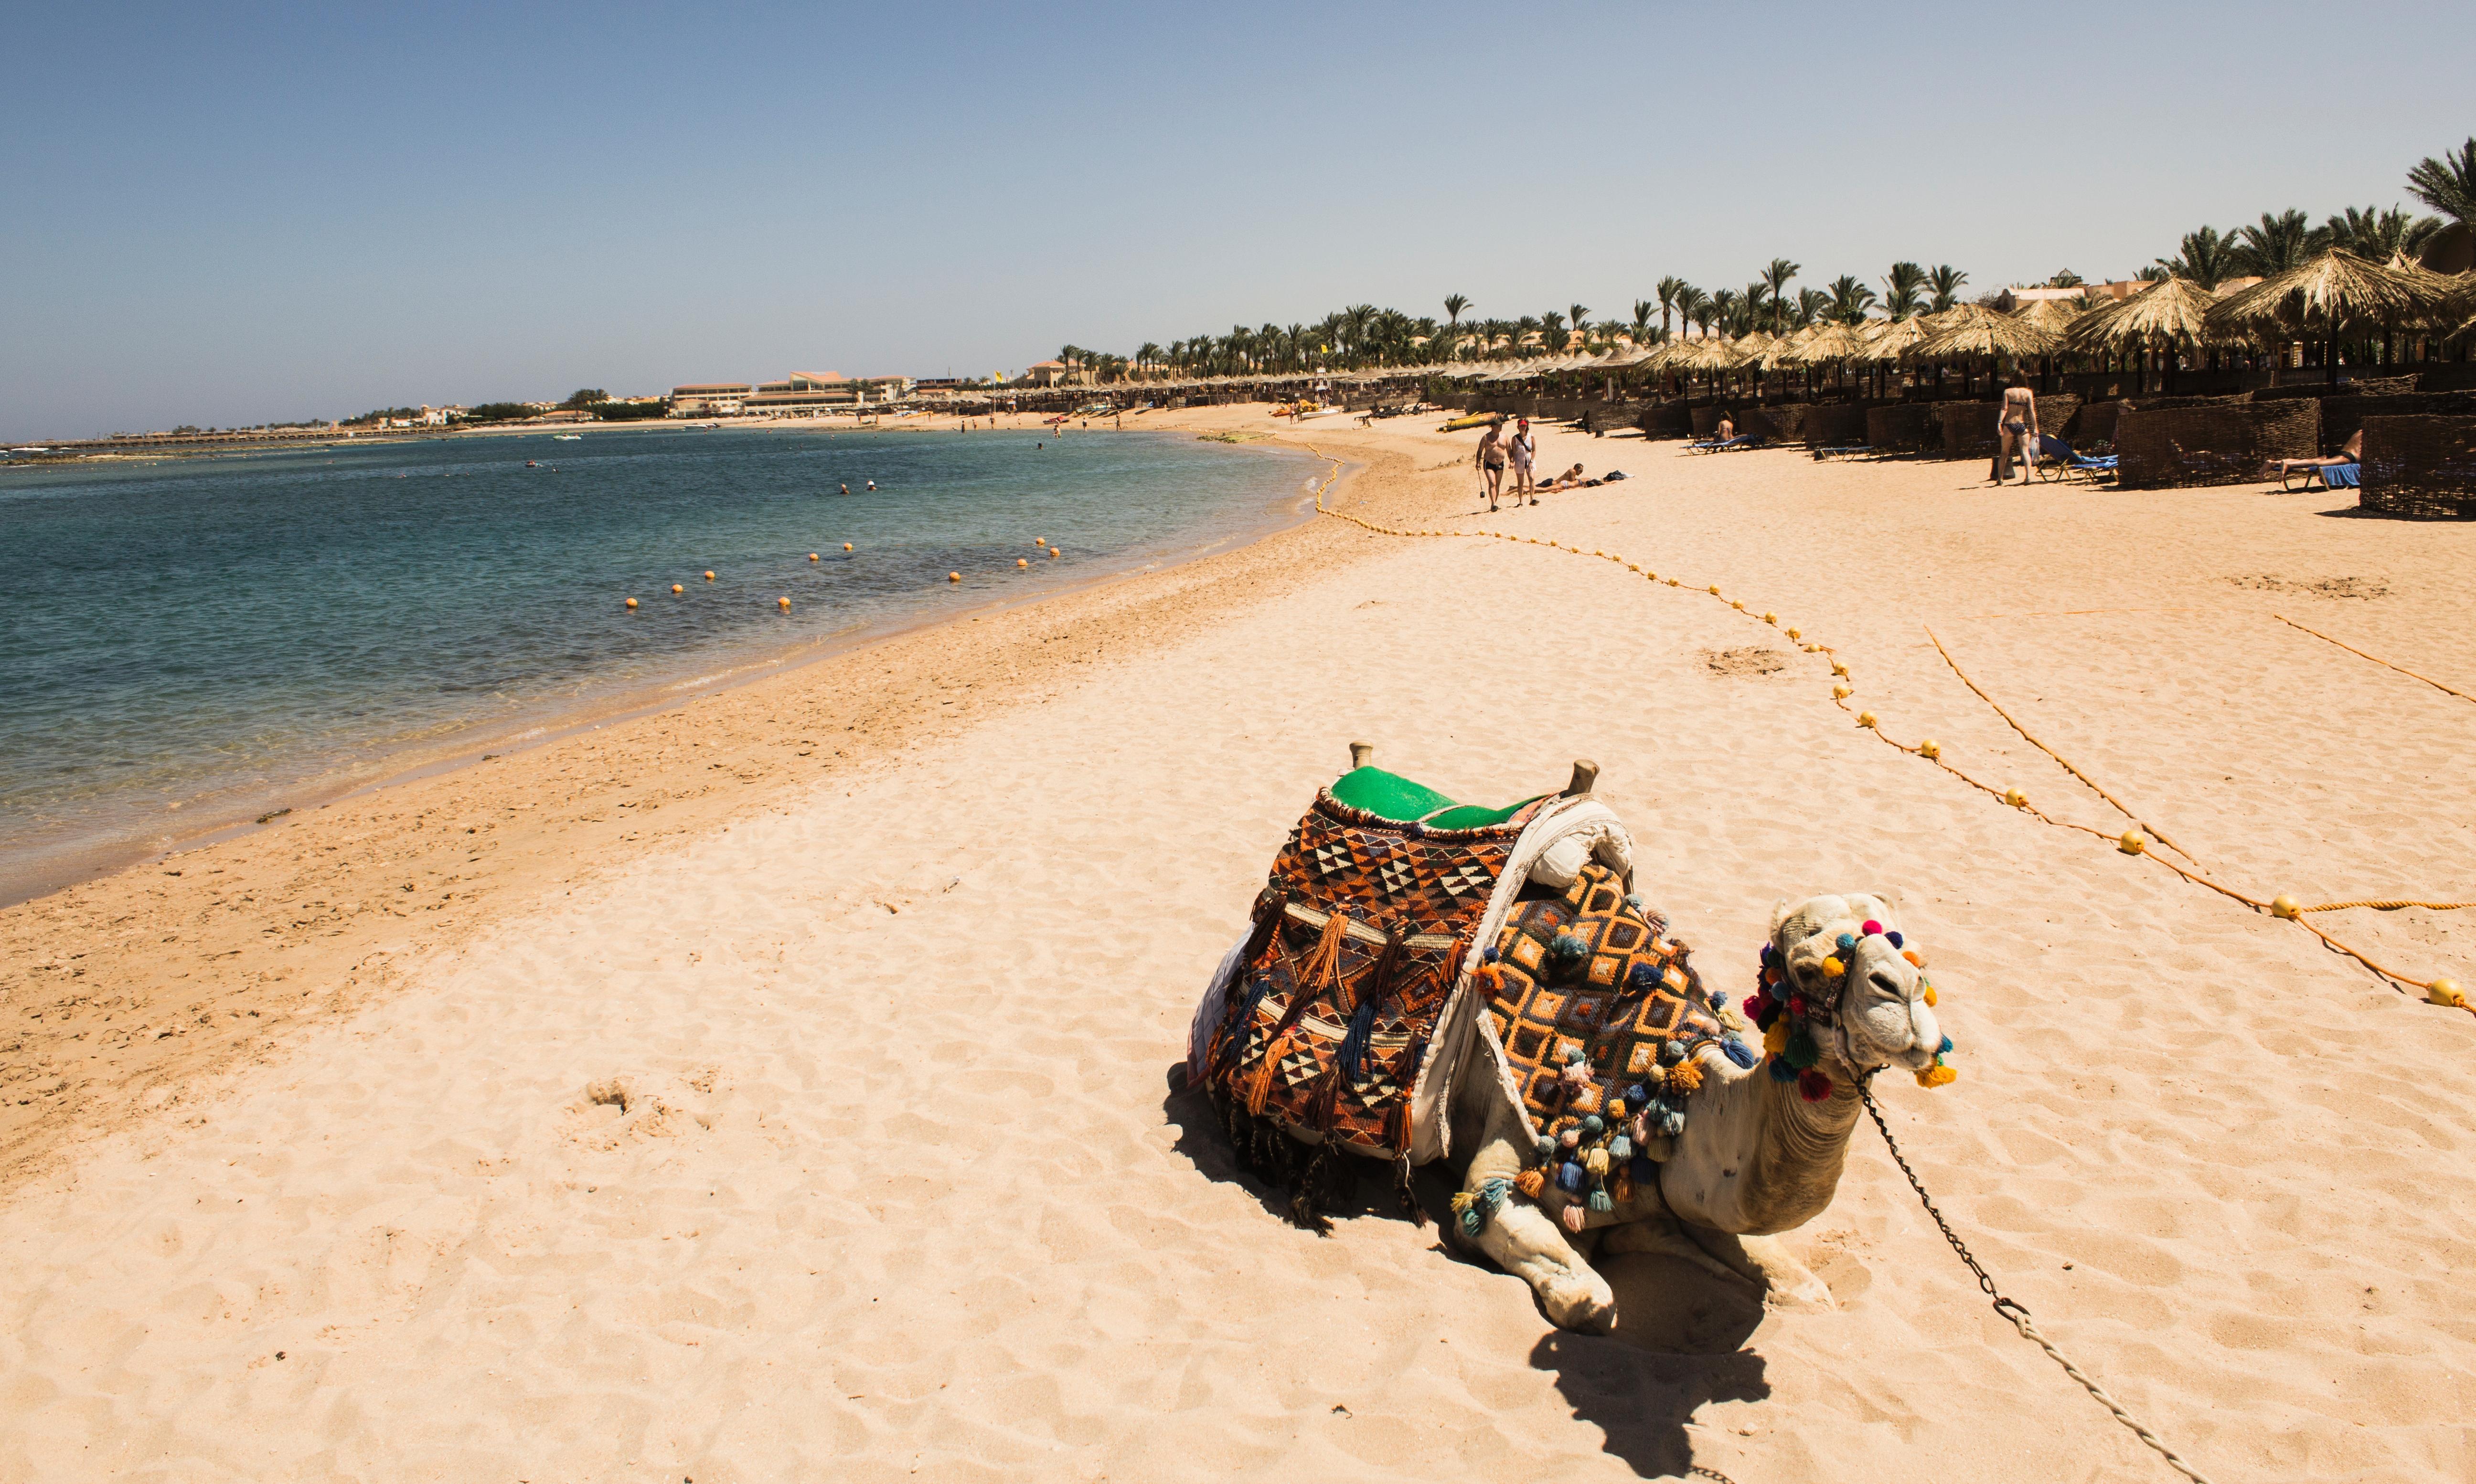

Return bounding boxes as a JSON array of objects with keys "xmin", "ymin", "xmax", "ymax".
[
  {"xmin": 2263, "ymin": 429, "xmax": 2363, "ymax": 480},
  {"xmin": 1994, "ymin": 377, "xmax": 2039, "ymax": 483}
]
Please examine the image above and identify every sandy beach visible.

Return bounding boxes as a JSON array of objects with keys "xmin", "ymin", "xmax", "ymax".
[{"xmin": 4, "ymin": 405, "xmax": 2473, "ymax": 1482}]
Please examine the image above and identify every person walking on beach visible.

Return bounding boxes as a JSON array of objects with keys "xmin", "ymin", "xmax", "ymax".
[
  {"xmin": 1509, "ymin": 418, "xmax": 1538, "ymax": 505},
  {"xmin": 1476, "ymin": 420, "xmax": 1508, "ymax": 511},
  {"xmin": 1993, "ymin": 376, "xmax": 2039, "ymax": 483}
]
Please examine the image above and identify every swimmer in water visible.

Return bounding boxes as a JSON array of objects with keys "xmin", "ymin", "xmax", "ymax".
[
  {"xmin": 840, "ymin": 483, "xmax": 850, "ymax": 496},
  {"xmin": 866, "ymin": 480, "xmax": 876, "ymax": 491}
]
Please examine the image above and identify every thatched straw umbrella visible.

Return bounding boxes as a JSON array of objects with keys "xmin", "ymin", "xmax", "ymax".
[
  {"xmin": 1910, "ymin": 303, "xmax": 2060, "ymax": 362},
  {"xmin": 1909, "ymin": 305, "xmax": 2058, "ymax": 398},
  {"xmin": 2205, "ymin": 247, "xmax": 2457, "ymax": 384},
  {"xmin": 2061, "ymin": 275, "xmax": 2222, "ymax": 393},
  {"xmin": 2014, "ymin": 298, "xmax": 2086, "ymax": 337}
]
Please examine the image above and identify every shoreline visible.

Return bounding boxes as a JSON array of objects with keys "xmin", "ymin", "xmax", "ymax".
[
  {"xmin": 0, "ymin": 422, "xmax": 1331, "ymax": 908},
  {"xmin": 0, "ymin": 408, "xmax": 1372, "ymax": 1187}
]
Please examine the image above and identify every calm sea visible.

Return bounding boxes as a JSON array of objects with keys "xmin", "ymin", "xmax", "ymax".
[{"xmin": 1, "ymin": 424, "xmax": 1319, "ymax": 902}]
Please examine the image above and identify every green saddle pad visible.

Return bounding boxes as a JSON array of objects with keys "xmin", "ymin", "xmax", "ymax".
[{"xmin": 1329, "ymin": 766, "xmax": 1541, "ymax": 831}]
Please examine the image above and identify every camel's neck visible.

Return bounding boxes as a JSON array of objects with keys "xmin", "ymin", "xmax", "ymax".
[{"xmin": 1659, "ymin": 1054, "xmax": 1867, "ymax": 1236}]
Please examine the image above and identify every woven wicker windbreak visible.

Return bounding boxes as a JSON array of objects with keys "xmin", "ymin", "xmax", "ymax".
[
  {"xmin": 1690, "ymin": 405, "xmax": 1726, "ymax": 438},
  {"xmin": 1866, "ymin": 403, "xmax": 1934, "ymax": 451},
  {"xmin": 2073, "ymin": 399, "xmax": 2124, "ymax": 446},
  {"xmin": 1636, "ymin": 402, "xmax": 1692, "ymax": 438},
  {"xmin": 2116, "ymin": 401, "xmax": 2320, "ymax": 488},
  {"xmin": 1933, "ymin": 400, "xmax": 2000, "ymax": 458},
  {"xmin": 2359, "ymin": 414, "xmax": 2476, "ymax": 518},
  {"xmin": 2322, "ymin": 391, "xmax": 2476, "ymax": 455},
  {"xmin": 1803, "ymin": 403, "xmax": 1870, "ymax": 449}
]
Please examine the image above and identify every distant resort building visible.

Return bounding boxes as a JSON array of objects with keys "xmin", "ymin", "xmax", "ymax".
[
  {"xmin": 669, "ymin": 383, "xmax": 753, "ymax": 415},
  {"xmin": 671, "ymin": 372, "xmax": 915, "ymax": 416}
]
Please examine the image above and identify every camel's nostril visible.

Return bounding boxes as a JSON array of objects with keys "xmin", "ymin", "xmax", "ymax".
[{"xmin": 1868, "ymin": 969, "xmax": 1903, "ymax": 1000}]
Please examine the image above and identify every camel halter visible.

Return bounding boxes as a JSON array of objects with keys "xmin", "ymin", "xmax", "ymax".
[{"xmin": 1745, "ymin": 920, "xmax": 1956, "ymax": 1100}]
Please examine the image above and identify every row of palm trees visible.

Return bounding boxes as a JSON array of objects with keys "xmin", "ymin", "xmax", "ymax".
[{"xmin": 1050, "ymin": 139, "xmax": 2474, "ymax": 383}]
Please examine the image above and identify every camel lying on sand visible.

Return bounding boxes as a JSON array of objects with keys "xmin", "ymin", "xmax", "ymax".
[{"xmin": 1189, "ymin": 751, "xmax": 1951, "ymax": 1334}]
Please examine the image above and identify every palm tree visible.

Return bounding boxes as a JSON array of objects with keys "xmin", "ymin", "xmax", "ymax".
[
  {"xmin": 1761, "ymin": 258, "xmax": 1800, "ymax": 332},
  {"xmin": 1568, "ymin": 304, "xmax": 1590, "ymax": 350},
  {"xmin": 1794, "ymin": 287, "xmax": 1831, "ymax": 329},
  {"xmin": 1708, "ymin": 289, "xmax": 1741, "ymax": 337},
  {"xmin": 2321, "ymin": 205, "xmax": 2444, "ymax": 260},
  {"xmin": 2233, "ymin": 210, "xmax": 2318, "ymax": 276},
  {"xmin": 1630, "ymin": 299, "xmax": 1655, "ymax": 344},
  {"xmin": 1443, "ymin": 293, "xmax": 1470, "ymax": 329},
  {"xmin": 1513, "ymin": 314, "xmax": 1542, "ymax": 352},
  {"xmin": 2406, "ymin": 137, "xmax": 2476, "ymax": 232},
  {"xmin": 2156, "ymin": 226, "xmax": 2235, "ymax": 288},
  {"xmin": 1881, "ymin": 262, "xmax": 1927, "ymax": 320},
  {"xmin": 1826, "ymin": 273, "xmax": 1876, "ymax": 324},
  {"xmin": 1540, "ymin": 311, "xmax": 1567, "ymax": 352},
  {"xmin": 1676, "ymin": 286, "xmax": 1712, "ymax": 338},
  {"xmin": 1926, "ymin": 265, "xmax": 1968, "ymax": 313},
  {"xmin": 1655, "ymin": 276, "xmax": 1687, "ymax": 341},
  {"xmin": 1136, "ymin": 342, "xmax": 1162, "ymax": 379}
]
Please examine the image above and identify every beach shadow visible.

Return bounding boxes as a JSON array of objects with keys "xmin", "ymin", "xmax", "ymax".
[
  {"xmin": 1161, "ymin": 1062, "xmax": 1437, "ymax": 1227},
  {"xmin": 1531, "ymin": 1259, "xmax": 1771, "ymax": 1478}
]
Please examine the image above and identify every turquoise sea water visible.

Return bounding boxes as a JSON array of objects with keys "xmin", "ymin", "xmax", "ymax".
[{"xmin": 1, "ymin": 424, "xmax": 1317, "ymax": 901}]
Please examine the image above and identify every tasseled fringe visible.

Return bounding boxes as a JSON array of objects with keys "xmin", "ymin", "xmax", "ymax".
[
  {"xmin": 1665, "ymin": 1058, "xmax": 1704, "ymax": 1095},
  {"xmin": 1395, "ymin": 1158, "xmax": 1426, "ymax": 1225},
  {"xmin": 1299, "ymin": 911, "xmax": 1347, "ymax": 998},
  {"xmin": 1245, "ymin": 1030, "xmax": 1292, "ymax": 1116}
]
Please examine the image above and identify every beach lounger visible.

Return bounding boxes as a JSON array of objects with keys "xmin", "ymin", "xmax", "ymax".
[
  {"xmin": 2282, "ymin": 461, "xmax": 2360, "ymax": 491},
  {"xmin": 2031, "ymin": 435, "xmax": 2116, "ymax": 484},
  {"xmin": 1686, "ymin": 434, "xmax": 1759, "ymax": 454},
  {"xmin": 1811, "ymin": 444, "xmax": 1872, "ymax": 461}
]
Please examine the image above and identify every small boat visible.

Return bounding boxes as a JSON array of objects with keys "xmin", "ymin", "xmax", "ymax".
[{"xmin": 553, "ymin": 434, "xmax": 582, "ymax": 441}]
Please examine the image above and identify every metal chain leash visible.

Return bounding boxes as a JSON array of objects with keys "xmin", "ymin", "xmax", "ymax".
[{"xmin": 1859, "ymin": 1083, "xmax": 2220, "ymax": 1484}]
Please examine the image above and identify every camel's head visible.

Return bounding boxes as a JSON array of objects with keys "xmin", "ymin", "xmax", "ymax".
[{"xmin": 1767, "ymin": 893, "xmax": 1944, "ymax": 1076}]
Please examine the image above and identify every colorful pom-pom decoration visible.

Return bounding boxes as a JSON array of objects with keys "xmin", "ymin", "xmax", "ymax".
[
  {"xmin": 1797, "ymin": 1069, "xmax": 1833, "ymax": 1102},
  {"xmin": 1722, "ymin": 1037, "xmax": 1758, "ymax": 1069}
]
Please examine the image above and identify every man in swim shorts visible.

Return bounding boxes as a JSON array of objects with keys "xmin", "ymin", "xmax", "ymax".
[{"xmin": 1476, "ymin": 420, "xmax": 1508, "ymax": 511}]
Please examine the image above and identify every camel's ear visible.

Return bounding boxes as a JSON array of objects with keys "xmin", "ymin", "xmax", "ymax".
[{"xmin": 1767, "ymin": 898, "xmax": 1794, "ymax": 942}]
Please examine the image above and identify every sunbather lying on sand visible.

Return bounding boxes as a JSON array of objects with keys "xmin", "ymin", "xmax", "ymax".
[
  {"xmin": 1540, "ymin": 463, "xmax": 1600, "ymax": 492},
  {"xmin": 2263, "ymin": 430, "xmax": 2362, "ymax": 480}
]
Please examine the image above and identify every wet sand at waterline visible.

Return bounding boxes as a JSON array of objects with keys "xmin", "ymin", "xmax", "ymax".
[{"xmin": 4, "ymin": 403, "xmax": 2471, "ymax": 1482}]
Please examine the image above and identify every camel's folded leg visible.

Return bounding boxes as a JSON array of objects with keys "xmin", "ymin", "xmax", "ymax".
[
  {"xmin": 1598, "ymin": 1213, "xmax": 1760, "ymax": 1289},
  {"xmin": 1467, "ymin": 1201, "xmax": 1617, "ymax": 1333},
  {"xmin": 1680, "ymin": 1225, "xmax": 1835, "ymax": 1310}
]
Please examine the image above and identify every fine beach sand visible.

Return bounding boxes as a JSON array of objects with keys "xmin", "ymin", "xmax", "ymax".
[{"xmin": 4, "ymin": 404, "xmax": 2473, "ymax": 1482}]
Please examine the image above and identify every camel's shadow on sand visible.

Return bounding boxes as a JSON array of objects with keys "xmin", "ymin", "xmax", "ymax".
[{"xmin": 1164, "ymin": 1066, "xmax": 1769, "ymax": 1478}]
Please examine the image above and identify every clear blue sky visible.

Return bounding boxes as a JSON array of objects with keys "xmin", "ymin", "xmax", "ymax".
[{"xmin": 5, "ymin": 0, "xmax": 2469, "ymax": 438}]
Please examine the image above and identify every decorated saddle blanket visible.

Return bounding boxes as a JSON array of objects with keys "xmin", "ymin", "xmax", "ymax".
[
  {"xmin": 1199, "ymin": 784, "xmax": 1545, "ymax": 1159},
  {"xmin": 1476, "ymin": 861, "xmax": 1755, "ymax": 1211}
]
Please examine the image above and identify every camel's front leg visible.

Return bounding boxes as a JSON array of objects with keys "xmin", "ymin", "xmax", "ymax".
[
  {"xmin": 1681, "ymin": 1225, "xmax": 1834, "ymax": 1310},
  {"xmin": 1470, "ymin": 1198, "xmax": 1616, "ymax": 1333}
]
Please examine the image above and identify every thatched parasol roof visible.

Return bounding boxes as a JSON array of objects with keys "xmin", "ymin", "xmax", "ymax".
[
  {"xmin": 2014, "ymin": 298, "xmax": 2088, "ymax": 335},
  {"xmin": 2206, "ymin": 247, "xmax": 2455, "ymax": 338},
  {"xmin": 1856, "ymin": 315, "xmax": 1931, "ymax": 363},
  {"xmin": 1910, "ymin": 304, "xmax": 2060, "ymax": 362},
  {"xmin": 1784, "ymin": 320, "xmax": 1867, "ymax": 366},
  {"xmin": 2061, "ymin": 275, "xmax": 2221, "ymax": 355}
]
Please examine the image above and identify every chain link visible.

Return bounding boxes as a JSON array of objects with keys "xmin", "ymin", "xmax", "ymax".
[{"xmin": 1860, "ymin": 1081, "xmax": 2218, "ymax": 1484}]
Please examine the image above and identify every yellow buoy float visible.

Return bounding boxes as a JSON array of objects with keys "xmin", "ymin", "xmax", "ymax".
[
  {"xmin": 809, "ymin": 552, "xmax": 820, "ymax": 562},
  {"xmin": 843, "ymin": 542, "xmax": 854, "ymax": 551},
  {"xmin": 671, "ymin": 583, "xmax": 683, "ymax": 594},
  {"xmin": 2430, "ymin": 978, "xmax": 2466, "ymax": 1008},
  {"xmin": 2118, "ymin": 830, "xmax": 2147, "ymax": 855},
  {"xmin": 2269, "ymin": 895, "xmax": 2302, "ymax": 919},
  {"xmin": 778, "ymin": 596, "xmax": 791, "ymax": 610},
  {"xmin": 948, "ymin": 572, "xmax": 961, "ymax": 583},
  {"xmin": 624, "ymin": 597, "xmax": 638, "ymax": 609},
  {"xmin": 704, "ymin": 570, "xmax": 715, "ymax": 582},
  {"xmin": 2003, "ymin": 787, "xmax": 2028, "ymax": 808},
  {"xmin": 1017, "ymin": 558, "xmax": 1029, "ymax": 568}
]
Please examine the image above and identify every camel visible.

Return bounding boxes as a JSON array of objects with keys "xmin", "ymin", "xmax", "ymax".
[
  {"xmin": 1444, "ymin": 867, "xmax": 1944, "ymax": 1332},
  {"xmin": 1187, "ymin": 752, "xmax": 1949, "ymax": 1334}
]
